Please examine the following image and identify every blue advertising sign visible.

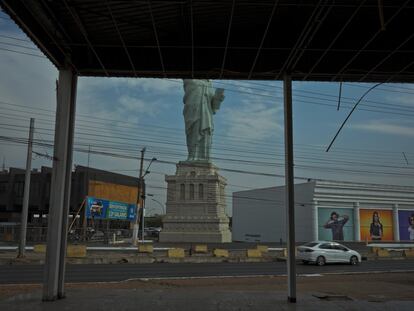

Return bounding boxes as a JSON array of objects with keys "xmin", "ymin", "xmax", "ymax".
[{"xmin": 86, "ymin": 196, "xmax": 136, "ymax": 221}]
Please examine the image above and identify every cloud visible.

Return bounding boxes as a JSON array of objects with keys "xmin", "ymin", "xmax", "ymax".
[
  {"xmin": 221, "ymin": 99, "xmax": 283, "ymax": 141},
  {"xmin": 352, "ymin": 119, "xmax": 414, "ymax": 137},
  {"xmin": 218, "ymin": 80, "xmax": 282, "ymax": 100},
  {"xmin": 388, "ymin": 93, "xmax": 414, "ymax": 107},
  {"xmin": 78, "ymin": 77, "xmax": 181, "ymax": 95},
  {"xmin": 118, "ymin": 95, "xmax": 161, "ymax": 118},
  {"xmin": 125, "ymin": 78, "xmax": 181, "ymax": 93}
]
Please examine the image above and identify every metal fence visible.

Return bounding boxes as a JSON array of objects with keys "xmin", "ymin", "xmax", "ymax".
[
  {"xmin": 0, "ymin": 224, "xmax": 48, "ymax": 243},
  {"xmin": 0, "ymin": 224, "xmax": 133, "ymax": 244}
]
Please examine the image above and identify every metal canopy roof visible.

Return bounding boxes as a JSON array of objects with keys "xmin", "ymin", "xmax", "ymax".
[{"xmin": 1, "ymin": 0, "xmax": 414, "ymax": 82}]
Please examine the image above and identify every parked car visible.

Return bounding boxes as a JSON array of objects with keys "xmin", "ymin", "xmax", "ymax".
[
  {"xmin": 145, "ymin": 227, "xmax": 162, "ymax": 238},
  {"xmin": 297, "ymin": 241, "xmax": 361, "ymax": 266}
]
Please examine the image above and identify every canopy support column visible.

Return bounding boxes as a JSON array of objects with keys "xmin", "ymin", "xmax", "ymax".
[
  {"xmin": 283, "ymin": 73, "xmax": 296, "ymax": 303},
  {"xmin": 43, "ymin": 69, "xmax": 77, "ymax": 301}
]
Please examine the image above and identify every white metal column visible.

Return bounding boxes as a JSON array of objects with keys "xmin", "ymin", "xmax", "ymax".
[
  {"xmin": 393, "ymin": 204, "xmax": 399, "ymax": 241},
  {"xmin": 354, "ymin": 202, "xmax": 360, "ymax": 241},
  {"xmin": 283, "ymin": 73, "xmax": 296, "ymax": 303},
  {"xmin": 312, "ymin": 200, "xmax": 318, "ymax": 241},
  {"xmin": 43, "ymin": 69, "xmax": 77, "ymax": 301}
]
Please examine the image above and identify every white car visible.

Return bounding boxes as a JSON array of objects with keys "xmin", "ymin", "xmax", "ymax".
[{"xmin": 297, "ymin": 241, "xmax": 361, "ymax": 266}]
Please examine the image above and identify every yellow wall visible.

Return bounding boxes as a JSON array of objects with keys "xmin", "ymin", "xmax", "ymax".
[{"xmin": 88, "ymin": 180, "xmax": 139, "ymax": 204}]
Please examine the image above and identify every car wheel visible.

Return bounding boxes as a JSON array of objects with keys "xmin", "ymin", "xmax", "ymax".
[
  {"xmin": 350, "ymin": 256, "xmax": 359, "ymax": 265},
  {"xmin": 316, "ymin": 256, "xmax": 326, "ymax": 266},
  {"xmin": 302, "ymin": 260, "xmax": 309, "ymax": 265}
]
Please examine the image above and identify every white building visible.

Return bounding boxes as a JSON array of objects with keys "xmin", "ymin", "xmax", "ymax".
[{"xmin": 232, "ymin": 180, "xmax": 414, "ymax": 243}]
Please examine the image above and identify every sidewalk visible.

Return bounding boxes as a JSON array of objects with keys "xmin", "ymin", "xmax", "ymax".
[
  {"xmin": 1, "ymin": 288, "xmax": 412, "ymax": 311},
  {"xmin": 1, "ymin": 273, "xmax": 413, "ymax": 310}
]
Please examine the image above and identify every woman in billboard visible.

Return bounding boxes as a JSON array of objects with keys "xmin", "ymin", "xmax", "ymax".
[
  {"xmin": 370, "ymin": 211, "xmax": 383, "ymax": 240},
  {"xmin": 409, "ymin": 214, "xmax": 414, "ymax": 241}
]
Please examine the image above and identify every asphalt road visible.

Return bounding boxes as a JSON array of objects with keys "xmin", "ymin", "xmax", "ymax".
[{"xmin": 1, "ymin": 260, "xmax": 413, "ymax": 284}]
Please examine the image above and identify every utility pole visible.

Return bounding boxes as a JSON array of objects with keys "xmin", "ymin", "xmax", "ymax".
[
  {"xmin": 82, "ymin": 145, "xmax": 91, "ymax": 241},
  {"xmin": 18, "ymin": 118, "xmax": 35, "ymax": 258},
  {"xmin": 141, "ymin": 180, "xmax": 146, "ymax": 243},
  {"xmin": 132, "ymin": 147, "xmax": 145, "ymax": 245}
]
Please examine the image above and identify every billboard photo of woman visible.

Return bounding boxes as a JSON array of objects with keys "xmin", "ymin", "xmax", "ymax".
[
  {"xmin": 397, "ymin": 210, "xmax": 414, "ymax": 241},
  {"xmin": 409, "ymin": 214, "xmax": 414, "ymax": 241},
  {"xmin": 370, "ymin": 211, "xmax": 383, "ymax": 241},
  {"xmin": 360, "ymin": 209, "xmax": 393, "ymax": 241}
]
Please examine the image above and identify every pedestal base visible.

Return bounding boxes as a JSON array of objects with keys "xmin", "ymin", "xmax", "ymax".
[{"xmin": 159, "ymin": 161, "xmax": 232, "ymax": 243}]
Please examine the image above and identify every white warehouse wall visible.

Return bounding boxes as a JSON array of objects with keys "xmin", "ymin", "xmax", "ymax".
[{"xmin": 232, "ymin": 182, "xmax": 315, "ymax": 243}]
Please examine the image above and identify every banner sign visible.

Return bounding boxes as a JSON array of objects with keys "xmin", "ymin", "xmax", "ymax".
[
  {"xmin": 360, "ymin": 209, "xmax": 393, "ymax": 241},
  {"xmin": 398, "ymin": 210, "xmax": 414, "ymax": 241},
  {"xmin": 318, "ymin": 208, "xmax": 354, "ymax": 241},
  {"xmin": 86, "ymin": 196, "xmax": 136, "ymax": 220}
]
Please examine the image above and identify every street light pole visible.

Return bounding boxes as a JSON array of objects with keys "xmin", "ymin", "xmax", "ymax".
[
  {"xmin": 139, "ymin": 158, "xmax": 156, "ymax": 242},
  {"xmin": 151, "ymin": 198, "xmax": 165, "ymax": 214},
  {"xmin": 132, "ymin": 148, "xmax": 145, "ymax": 245},
  {"xmin": 141, "ymin": 187, "xmax": 146, "ymax": 243}
]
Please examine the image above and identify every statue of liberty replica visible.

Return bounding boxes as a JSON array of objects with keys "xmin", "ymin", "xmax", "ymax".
[{"xmin": 159, "ymin": 80, "xmax": 232, "ymax": 242}]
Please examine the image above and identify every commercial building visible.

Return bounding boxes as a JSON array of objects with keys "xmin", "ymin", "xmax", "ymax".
[
  {"xmin": 0, "ymin": 165, "xmax": 138, "ymax": 225},
  {"xmin": 232, "ymin": 180, "xmax": 414, "ymax": 243}
]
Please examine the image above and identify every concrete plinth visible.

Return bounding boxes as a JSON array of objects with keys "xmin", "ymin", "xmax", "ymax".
[{"xmin": 160, "ymin": 161, "xmax": 231, "ymax": 243}]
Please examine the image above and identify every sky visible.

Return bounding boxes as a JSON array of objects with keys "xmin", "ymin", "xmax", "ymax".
[{"xmin": 1, "ymin": 12, "xmax": 414, "ymax": 216}]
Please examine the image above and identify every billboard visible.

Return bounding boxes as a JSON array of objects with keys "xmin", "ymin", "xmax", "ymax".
[
  {"xmin": 318, "ymin": 208, "xmax": 354, "ymax": 241},
  {"xmin": 88, "ymin": 180, "xmax": 138, "ymax": 204},
  {"xmin": 86, "ymin": 196, "xmax": 136, "ymax": 221},
  {"xmin": 359, "ymin": 209, "xmax": 393, "ymax": 241},
  {"xmin": 398, "ymin": 210, "xmax": 414, "ymax": 241}
]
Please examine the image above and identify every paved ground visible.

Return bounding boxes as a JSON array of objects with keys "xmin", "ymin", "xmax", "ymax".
[
  {"xmin": 1, "ymin": 260, "xmax": 414, "ymax": 284},
  {"xmin": 0, "ymin": 273, "xmax": 413, "ymax": 310}
]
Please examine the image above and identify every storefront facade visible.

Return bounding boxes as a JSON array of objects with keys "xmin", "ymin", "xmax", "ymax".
[{"xmin": 232, "ymin": 180, "xmax": 414, "ymax": 242}]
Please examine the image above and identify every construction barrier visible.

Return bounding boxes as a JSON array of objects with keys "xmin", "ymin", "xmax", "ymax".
[
  {"xmin": 247, "ymin": 249, "xmax": 262, "ymax": 258},
  {"xmin": 67, "ymin": 245, "xmax": 87, "ymax": 258},
  {"xmin": 138, "ymin": 244, "xmax": 154, "ymax": 253},
  {"xmin": 33, "ymin": 244, "xmax": 46, "ymax": 253},
  {"xmin": 257, "ymin": 245, "xmax": 268, "ymax": 253},
  {"xmin": 405, "ymin": 249, "xmax": 414, "ymax": 258},
  {"xmin": 371, "ymin": 247, "xmax": 380, "ymax": 254},
  {"xmin": 213, "ymin": 249, "xmax": 229, "ymax": 258},
  {"xmin": 194, "ymin": 244, "xmax": 208, "ymax": 253},
  {"xmin": 377, "ymin": 249, "xmax": 390, "ymax": 258},
  {"xmin": 168, "ymin": 248, "xmax": 185, "ymax": 258}
]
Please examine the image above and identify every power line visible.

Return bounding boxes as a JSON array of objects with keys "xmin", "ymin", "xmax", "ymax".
[
  {"xmin": 2, "ymin": 99, "xmax": 414, "ymax": 157},
  {"xmin": 0, "ymin": 41, "xmax": 38, "ymax": 51},
  {"xmin": 0, "ymin": 116, "xmax": 412, "ymax": 168},
  {"xmin": 2, "ymin": 134, "xmax": 414, "ymax": 180},
  {"xmin": 0, "ymin": 34, "xmax": 31, "ymax": 42},
  {"xmin": 0, "ymin": 47, "xmax": 45, "ymax": 58},
  {"xmin": 0, "ymin": 111, "xmax": 410, "ymax": 161},
  {"xmin": 2, "ymin": 122, "xmax": 413, "ymax": 171}
]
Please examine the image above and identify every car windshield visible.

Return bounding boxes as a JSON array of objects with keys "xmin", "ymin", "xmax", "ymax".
[{"xmin": 303, "ymin": 242, "xmax": 318, "ymax": 247}]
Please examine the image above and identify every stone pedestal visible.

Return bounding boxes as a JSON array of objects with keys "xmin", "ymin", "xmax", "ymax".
[{"xmin": 159, "ymin": 161, "xmax": 231, "ymax": 243}]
